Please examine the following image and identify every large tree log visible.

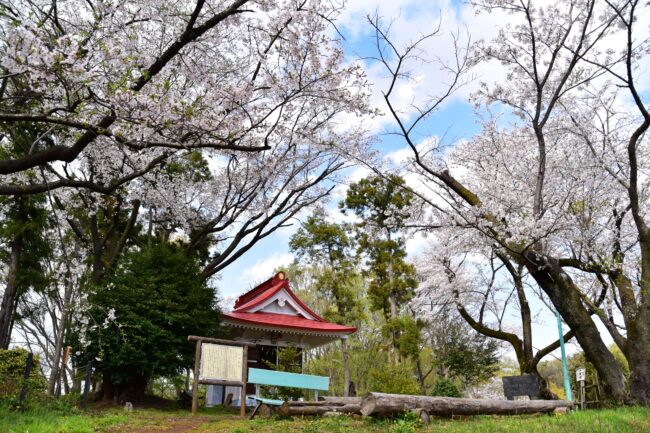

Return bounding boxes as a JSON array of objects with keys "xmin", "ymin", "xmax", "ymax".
[
  {"xmin": 320, "ymin": 396, "xmax": 363, "ymax": 405},
  {"xmin": 280, "ymin": 402, "xmax": 361, "ymax": 416},
  {"xmin": 360, "ymin": 393, "xmax": 573, "ymax": 417}
]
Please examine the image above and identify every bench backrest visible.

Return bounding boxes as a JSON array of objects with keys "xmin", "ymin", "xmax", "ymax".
[{"xmin": 248, "ymin": 368, "xmax": 329, "ymax": 391}]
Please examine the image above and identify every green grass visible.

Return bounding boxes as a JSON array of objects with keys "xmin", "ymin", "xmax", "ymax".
[
  {"xmin": 1, "ymin": 405, "xmax": 648, "ymax": 433},
  {"xmin": 0, "ymin": 406, "xmax": 128, "ymax": 433},
  {"xmin": 202, "ymin": 408, "xmax": 650, "ymax": 433}
]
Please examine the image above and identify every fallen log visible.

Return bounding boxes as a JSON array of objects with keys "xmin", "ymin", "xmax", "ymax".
[
  {"xmin": 320, "ymin": 396, "xmax": 363, "ymax": 405},
  {"xmin": 280, "ymin": 402, "xmax": 361, "ymax": 416},
  {"xmin": 249, "ymin": 403, "xmax": 273, "ymax": 419},
  {"xmin": 360, "ymin": 392, "xmax": 573, "ymax": 417},
  {"xmin": 284, "ymin": 401, "xmax": 335, "ymax": 407}
]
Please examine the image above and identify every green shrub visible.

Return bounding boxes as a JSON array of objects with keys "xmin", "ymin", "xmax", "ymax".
[
  {"xmin": 389, "ymin": 411, "xmax": 420, "ymax": 433},
  {"xmin": 367, "ymin": 362, "xmax": 420, "ymax": 395},
  {"xmin": 430, "ymin": 378, "xmax": 461, "ymax": 397},
  {"xmin": 0, "ymin": 348, "xmax": 47, "ymax": 404}
]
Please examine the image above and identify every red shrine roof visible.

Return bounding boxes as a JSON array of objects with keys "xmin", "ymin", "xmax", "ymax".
[{"xmin": 222, "ymin": 272, "xmax": 356, "ymax": 335}]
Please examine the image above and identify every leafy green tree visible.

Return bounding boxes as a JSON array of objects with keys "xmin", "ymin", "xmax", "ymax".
[
  {"xmin": 432, "ymin": 319, "xmax": 500, "ymax": 389},
  {"xmin": 74, "ymin": 243, "xmax": 220, "ymax": 401}
]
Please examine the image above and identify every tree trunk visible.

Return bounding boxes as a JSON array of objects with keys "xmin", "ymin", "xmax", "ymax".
[
  {"xmin": 0, "ymin": 234, "xmax": 23, "ymax": 349},
  {"xmin": 341, "ymin": 338, "xmax": 350, "ymax": 397},
  {"xmin": 102, "ymin": 375, "xmax": 116, "ymax": 401},
  {"xmin": 415, "ymin": 357, "xmax": 427, "ymax": 395},
  {"xmin": 118, "ymin": 374, "xmax": 148, "ymax": 402},
  {"xmin": 389, "ymin": 293, "xmax": 398, "ymax": 364},
  {"xmin": 627, "ymin": 300, "xmax": 650, "ymax": 403},
  {"xmin": 626, "ymin": 230, "xmax": 650, "ymax": 404},
  {"xmin": 523, "ymin": 253, "xmax": 627, "ymax": 401},
  {"xmin": 520, "ymin": 364, "xmax": 554, "ymax": 400},
  {"xmin": 360, "ymin": 392, "xmax": 573, "ymax": 417},
  {"xmin": 48, "ymin": 277, "xmax": 74, "ymax": 395}
]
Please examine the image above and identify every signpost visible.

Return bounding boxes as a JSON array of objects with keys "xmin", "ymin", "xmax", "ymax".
[
  {"xmin": 188, "ymin": 336, "xmax": 254, "ymax": 418},
  {"xmin": 576, "ymin": 367, "xmax": 586, "ymax": 409}
]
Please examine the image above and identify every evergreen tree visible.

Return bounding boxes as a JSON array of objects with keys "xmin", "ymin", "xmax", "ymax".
[
  {"xmin": 0, "ymin": 124, "xmax": 52, "ymax": 349},
  {"xmin": 73, "ymin": 242, "xmax": 220, "ymax": 401},
  {"xmin": 289, "ymin": 208, "xmax": 362, "ymax": 396},
  {"xmin": 340, "ymin": 175, "xmax": 418, "ymax": 362}
]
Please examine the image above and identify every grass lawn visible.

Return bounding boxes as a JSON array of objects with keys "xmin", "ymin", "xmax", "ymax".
[{"xmin": 1, "ymin": 405, "xmax": 648, "ymax": 433}]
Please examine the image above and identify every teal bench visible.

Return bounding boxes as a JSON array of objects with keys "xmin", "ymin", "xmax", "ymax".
[{"xmin": 248, "ymin": 368, "xmax": 329, "ymax": 408}]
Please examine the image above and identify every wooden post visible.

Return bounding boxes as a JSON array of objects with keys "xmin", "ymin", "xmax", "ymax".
[
  {"xmin": 18, "ymin": 352, "xmax": 33, "ymax": 407},
  {"xmin": 192, "ymin": 339, "xmax": 202, "ymax": 416},
  {"xmin": 81, "ymin": 361, "xmax": 92, "ymax": 408},
  {"xmin": 241, "ymin": 345, "xmax": 248, "ymax": 418}
]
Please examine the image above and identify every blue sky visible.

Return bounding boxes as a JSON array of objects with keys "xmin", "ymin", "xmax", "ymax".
[
  {"xmin": 218, "ymin": 1, "xmax": 484, "ymax": 298},
  {"xmin": 216, "ymin": 1, "xmax": 598, "ymax": 358}
]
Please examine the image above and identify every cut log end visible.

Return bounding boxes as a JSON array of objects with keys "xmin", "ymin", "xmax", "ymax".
[{"xmin": 410, "ymin": 408, "xmax": 430, "ymax": 424}]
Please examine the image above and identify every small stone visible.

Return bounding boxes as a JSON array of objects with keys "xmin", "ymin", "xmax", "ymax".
[
  {"xmin": 553, "ymin": 407, "xmax": 568, "ymax": 415},
  {"xmin": 323, "ymin": 411, "xmax": 345, "ymax": 417}
]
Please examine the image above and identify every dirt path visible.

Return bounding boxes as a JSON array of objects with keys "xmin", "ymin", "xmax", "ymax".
[{"xmin": 107, "ymin": 415, "xmax": 219, "ymax": 433}]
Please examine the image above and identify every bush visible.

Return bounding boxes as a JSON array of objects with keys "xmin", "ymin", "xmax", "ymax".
[
  {"xmin": 430, "ymin": 378, "xmax": 462, "ymax": 397},
  {"xmin": 389, "ymin": 411, "xmax": 420, "ymax": 433},
  {"xmin": 367, "ymin": 362, "xmax": 420, "ymax": 395},
  {"xmin": 0, "ymin": 348, "xmax": 47, "ymax": 405}
]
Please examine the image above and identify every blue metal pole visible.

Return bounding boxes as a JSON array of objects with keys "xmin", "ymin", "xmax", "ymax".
[{"xmin": 556, "ymin": 310, "xmax": 573, "ymax": 402}]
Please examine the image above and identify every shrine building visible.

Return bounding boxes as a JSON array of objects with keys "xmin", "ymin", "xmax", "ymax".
[{"xmin": 206, "ymin": 271, "xmax": 356, "ymax": 406}]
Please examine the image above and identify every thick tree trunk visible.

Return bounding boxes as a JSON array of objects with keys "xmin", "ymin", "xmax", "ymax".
[
  {"xmin": 360, "ymin": 392, "xmax": 573, "ymax": 417},
  {"xmin": 627, "ymin": 301, "xmax": 650, "ymax": 403},
  {"xmin": 118, "ymin": 375, "xmax": 148, "ymax": 402},
  {"xmin": 626, "ymin": 232, "xmax": 650, "ymax": 404},
  {"xmin": 341, "ymin": 338, "xmax": 350, "ymax": 397},
  {"xmin": 523, "ymin": 253, "xmax": 627, "ymax": 401},
  {"xmin": 0, "ymin": 234, "xmax": 23, "ymax": 349},
  {"xmin": 102, "ymin": 375, "xmax": 116, "ymax": 401}
]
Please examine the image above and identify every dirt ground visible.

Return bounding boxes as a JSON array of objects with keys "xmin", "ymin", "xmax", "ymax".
[{"xmin": 106, "ymin": 416, "xmax": 215, "ymax": 433}]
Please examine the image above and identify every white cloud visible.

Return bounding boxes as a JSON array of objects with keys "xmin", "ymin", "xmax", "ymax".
[
  {"xmin": 336, "ymin": 0, "xmax": 509, "ymax": 136},
  {"xmin": 240, "ymin": 252, "xmax": 295, "ymax": 288}
]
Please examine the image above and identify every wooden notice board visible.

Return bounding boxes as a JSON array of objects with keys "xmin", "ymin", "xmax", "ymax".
[
  {"xmin": 200, "ymin": 344, "xmax": 243, "ymax": 382},
  {"xmin": 187, "ymin": 336, "xmax": 254, "ymax": 418}
]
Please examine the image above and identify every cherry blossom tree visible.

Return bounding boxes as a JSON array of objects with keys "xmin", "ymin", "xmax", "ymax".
[
  {"xmin": 367, "ymin": 0, "xmax": 649, "ymax": 402},
  {"xmin": 0, "ymin": 0, "xmax": 369, "ymax": 195}
]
